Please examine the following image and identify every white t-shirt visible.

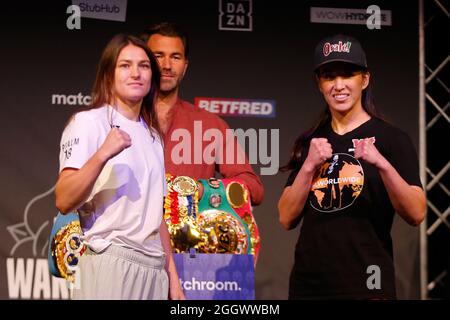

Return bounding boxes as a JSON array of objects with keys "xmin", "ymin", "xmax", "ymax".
[{"xmin": 59, "ymin": 105, "xmax": 167, "ymax": 257}]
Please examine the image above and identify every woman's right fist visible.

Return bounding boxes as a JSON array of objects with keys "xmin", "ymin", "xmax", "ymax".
[
  {"xmin": 304, "ymin": 138, "xmax": 333, "ymax": 171},
  {"xmin": 99, "ymin": 127, "xmax": 132, "ymax": 160}
]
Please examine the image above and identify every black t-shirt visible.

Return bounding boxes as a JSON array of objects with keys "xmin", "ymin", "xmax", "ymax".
[{"xmin": 285, "ymin": 117, "xmax": 422, "ymax": 299}]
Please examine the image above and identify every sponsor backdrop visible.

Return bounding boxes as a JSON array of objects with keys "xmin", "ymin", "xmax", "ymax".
[{"xmin": 0, "ymin": 0, "xmax": 421, "ymax": 299}]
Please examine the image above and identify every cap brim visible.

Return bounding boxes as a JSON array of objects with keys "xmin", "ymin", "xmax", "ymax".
[{"xmin": 314, "ymin": 58, "xmax": 367, "ymax": 71}]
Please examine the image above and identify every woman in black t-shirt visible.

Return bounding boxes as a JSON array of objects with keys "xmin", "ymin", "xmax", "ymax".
[{"xmin": 278, "ymin": 34, "xmax": 426, "ymax": 299}]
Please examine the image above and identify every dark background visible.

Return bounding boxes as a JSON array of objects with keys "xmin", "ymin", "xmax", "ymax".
[{"xmin": 0, "ymin": 0, "xmax": 422, "ymax": 299}]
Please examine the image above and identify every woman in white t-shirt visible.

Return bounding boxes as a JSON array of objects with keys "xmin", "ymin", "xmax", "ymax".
[{"xmin": 55, "ymin": 33, "xmax": 184, "ymax": 300}]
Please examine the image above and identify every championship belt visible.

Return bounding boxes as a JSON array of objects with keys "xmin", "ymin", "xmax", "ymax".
[
  {"xmin": 164, "ymin": 174, "xmax": 206, "ymax": 253},
  {"xmin": 164, "ymin": 174, "xmax": 259, "ymax": 264},
  {"xmin": 197, "ymin": 178, "xmax": 252, "ymax": 255},
  {"xmin": 221, "ymin": 178, "xmax": 261, "ymax": 262},
  {"xmin": 48, "ymin": 212, "xmax": 86, "ymax": 282}
]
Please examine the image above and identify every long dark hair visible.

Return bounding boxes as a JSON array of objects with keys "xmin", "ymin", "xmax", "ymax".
[
  {"xmin": 280, "ymin": 69, "xmax": 379, "ymax": 172},
  {"xmin": 89, "ymin": 33, "xmax": 162, "ymax": 136}
]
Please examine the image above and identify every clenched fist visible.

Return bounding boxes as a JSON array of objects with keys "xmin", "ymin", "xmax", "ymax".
[
  {"xmin": 304, "ymin": 138, "xmax": 333, "ymax": 172},
  {"xmin": 98, "ymin": 127, "xmax": 132, "ymax": 161},
  {"xmin": 354, "ymin": 138, "xmax": 384, "ymax": 168}
]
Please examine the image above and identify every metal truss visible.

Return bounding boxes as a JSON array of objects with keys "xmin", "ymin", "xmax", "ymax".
[{"xmin": 420, "ymin": 0, "xmax": 450, "ymax": 300}]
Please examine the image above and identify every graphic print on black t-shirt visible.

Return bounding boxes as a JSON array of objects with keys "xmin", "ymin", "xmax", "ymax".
[{"xmin": 310, "ymin": 153, "xmax": 364, "ymax": 212}]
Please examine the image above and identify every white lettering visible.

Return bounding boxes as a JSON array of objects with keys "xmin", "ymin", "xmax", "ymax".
[
  {"xmin": 367, "ymin": 5, "xmax": 381, "ymax": 29},
  {"xmin": 171, "ymin": 124, "xmax": 279, "ymax": 175},
  {"xmin": 220, "ymin": 101, "xmax": 231, "ymax": 113},
  {"xmin": 206, "ymin": 281, "xmax": 215, "ymax": 290},
  {"xmin": 203, "ymin": 128, "xmax": 223, "ymax": 165},
  {"xmin": 239, "ymin": 101, "xmax": 250, "ymax": 114},
  {"xmin": 33, "ymin": 259, "xmax": 51, "ymax": 299},
  {"xmin": 258, "ymin": 129, "xmax": 279, "ymax": 175},
  {"xmin": 210, "ymin": 100, "xmax": 220, "ymax": 113},
  {"xmin": 198, "ymin": 100, "xmax": 209, "ymax": 110},
  {"xmin": 180, "ymin": 277, "xmax": 241, "ymax": 291},
  {"xmin": 235, "ymin": 15, "xmax": 245, "ymax": 26},
  {"xmin": 66, "ymin": 5, "xmax": 81, "ymax": 30},
  {"xmin": 171, "ymin": 128, "xmax": 191, "ymax": 165},
  {"xmin": 170, "ymin": 305, "xmax": 204, "ymax": 317},
  {"xmin": 7, "ymin": 258, "xmax": 34, "ymax": 299},
  {"xmin": 218, "ymin": 304, "xmax": 279, "ymax": 315},
  {"xmin": 194, "ymin": 121, "xmax": 203, "ymax": 164},
  {"xmin": 195, "ymin": 99, "xmax": 275, "ymax": 117},
  {"xmin": 7, "ymin": 258, "xmax": 69, "ymax": 299},
  {"xmin": 236, "ymin": 4, "xmax": 245, "ymax": 14},
  {"xmin": 311, "ymin": 7, "xmax": 391, "ymax": 26},
  {"xmin": 51, "ymin": 93, "xmax": 91, "ymax": 106},
  {"xmin": 260, "ymin": 102, "xmax": 272, "ymax": 115},
  {"xmin": 313, "ymin": 176, "xmax": 362, "ymax": 188},
  {"xmin": 366, "ymin": 264, "xmax": 381, "ymax": 289},
  {"xmin": 230, "ymin": 101, "xmax": 240, "ymax": 114}
]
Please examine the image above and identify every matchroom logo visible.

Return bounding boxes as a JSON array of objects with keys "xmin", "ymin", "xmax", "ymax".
[
  {"xmin": 195, "ymin": 97, "xmax": 276, "ymax": 118},
  {"xmin": 51, "ymin": 93, "xmax": 91, "ymax": 106}
]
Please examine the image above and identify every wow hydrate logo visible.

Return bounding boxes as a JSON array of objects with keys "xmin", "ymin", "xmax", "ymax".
[
  {"xmin": 310, "ymin": 6, "xmax": 392, "ymax": 27},
  {"xmin": 195, "ymin": 97, "xmax": 276, "ymax": 118}
]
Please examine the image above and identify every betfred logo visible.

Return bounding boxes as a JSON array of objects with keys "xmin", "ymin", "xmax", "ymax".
[
  {"xmin": 195, "ymin": 97, "xmax": 276, "ymax": 118},
  {"xmin": 323, "ymin": 41, "xmax": 352, "ymax": 56}
]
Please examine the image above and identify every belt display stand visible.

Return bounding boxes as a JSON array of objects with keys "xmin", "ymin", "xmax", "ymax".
[{"xmin": 164, "ymin": 174, "xmax": 260, "ymax": 299}]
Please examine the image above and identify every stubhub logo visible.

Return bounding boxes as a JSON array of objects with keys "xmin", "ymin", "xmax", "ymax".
[
  {"xmin": 72, "ymin": 0, "xmax": 127, "ymax": 22},
  {"xmin": 195, "ymin": 97, "xmax": 276, "ymax": 118}
]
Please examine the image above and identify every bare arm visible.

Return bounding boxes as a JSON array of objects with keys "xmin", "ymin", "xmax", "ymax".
[
  {"xmin": 355, "ymin": 138, "xmax": 426, "ymax": 226},
  {"xmin": 378, "ymin": 161, "xmax": 425, "ymax": 226},
  {"xmin": 55, "ymin": 128, "xmax": 131, "ymax": 213},
  {"xmin": 278, "ymin": 138, "xmax": 332, "ymax": 230},
  {"xmin": 278, "ymin": 164, "xmax": 316, "ymax": 230},
  {"xmin": 159, "ymin": 220, "xmax": 185, "ymax": 300}
]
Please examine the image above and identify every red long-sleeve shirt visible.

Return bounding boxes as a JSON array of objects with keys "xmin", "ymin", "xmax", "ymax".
[{"xmin": 163, "ymin": 99, "xmax": 264, "ymax": 205}]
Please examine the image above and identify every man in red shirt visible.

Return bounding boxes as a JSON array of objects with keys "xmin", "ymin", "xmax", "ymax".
[{"xmin": 140, "ymin": 22, "xmax": 264, "ymax": 205}]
